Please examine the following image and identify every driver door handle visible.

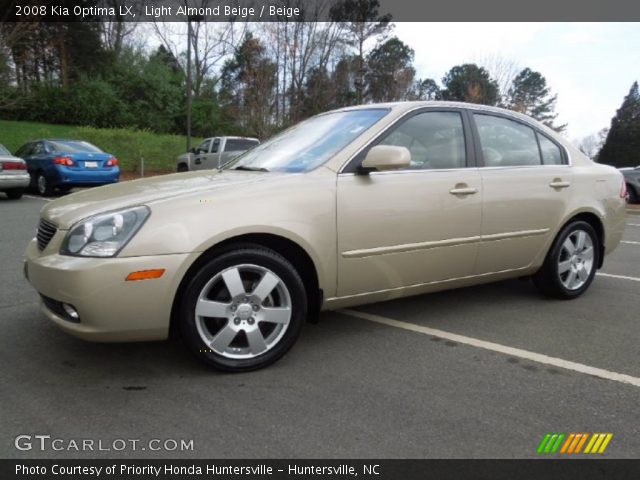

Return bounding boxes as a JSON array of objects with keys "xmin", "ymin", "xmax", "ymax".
[
  {"xmin": 449, "ymin": 187, "xmax": 478, "ymax": 195},
  {"xmin": 549, "ymin": 180, "xmax": 570, "ymax": 189}
]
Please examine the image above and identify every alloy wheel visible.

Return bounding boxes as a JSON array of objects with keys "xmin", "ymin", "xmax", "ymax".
[
  {"xmin": 194, "ymin": 264, "xmax": 292, "ymax": 359},
  {"xmin": 557, "ymin": 229, "xmax": 594, "ymax": 291}
]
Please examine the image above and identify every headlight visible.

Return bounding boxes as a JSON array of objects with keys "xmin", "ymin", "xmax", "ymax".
[{"xmin": 61, "ymin": 206, "xmax": 150, "ymax": 257}]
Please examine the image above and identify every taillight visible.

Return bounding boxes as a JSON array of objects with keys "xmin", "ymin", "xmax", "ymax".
[
  {"xmin": 106, "ymin": 157, "xmax": 119, "ymax": 167},
  {"xmin": 620, "ymin": 179, "xmax": 628, "ymax": 199},
  {"xmin": 1, "ymin": 161, "xmax": 26, "ymax": 170},
  {"xmin": 53, "ymin": 156, "xmax": 75, "ymax": 167}
]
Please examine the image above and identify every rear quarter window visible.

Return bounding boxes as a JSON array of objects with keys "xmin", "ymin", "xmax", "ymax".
[{"xmin": 225, "ymin": 139, "xmax": 259, "ymax": 151}]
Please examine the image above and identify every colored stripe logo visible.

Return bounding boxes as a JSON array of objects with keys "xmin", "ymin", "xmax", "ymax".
[{"xmin": 537, "ymin": 433, "xmax": 613, "ymax": 454}]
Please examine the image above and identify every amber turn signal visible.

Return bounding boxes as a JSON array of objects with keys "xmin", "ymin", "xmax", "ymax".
[{"xmin": 125, "ymin": 269, "xmax": 165, "ymax": 281}]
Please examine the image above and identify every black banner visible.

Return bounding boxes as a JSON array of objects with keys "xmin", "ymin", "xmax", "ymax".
[
  {"xmin": 3, "ymin": 459, "xmax": 640, "ymax": 480},
  {"xmin": 1, "ymin": 0, "xmax": 640, "ymax": 22}
]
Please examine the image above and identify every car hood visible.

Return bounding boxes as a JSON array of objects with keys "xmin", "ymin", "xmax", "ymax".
[{"xmin": 42, "ymin": 170, "xmax": 281, "ymax": 229}]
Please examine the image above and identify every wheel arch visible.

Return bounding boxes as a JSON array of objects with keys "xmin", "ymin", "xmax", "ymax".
[
  {"xmin": 559, "ymin": 211, "xmax": 605, "ymax": 269},
  {"xmin": 170, "ymin": 233, "xmax": 322, "ymax": 337}
]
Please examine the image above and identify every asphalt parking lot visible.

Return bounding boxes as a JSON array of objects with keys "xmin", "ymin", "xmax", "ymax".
[{"xmin": 1, "ymin": 193, "xmax": 639, "ymax": 459}]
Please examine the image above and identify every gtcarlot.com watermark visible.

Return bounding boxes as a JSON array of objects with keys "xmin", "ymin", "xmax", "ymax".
[{"xmin": 15, "ymin": 434, "xmax": 194, "ymax": 452}]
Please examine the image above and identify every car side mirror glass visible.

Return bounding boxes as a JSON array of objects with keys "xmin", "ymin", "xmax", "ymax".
[{"xmin": 359, "ymin": 145, "xmax": 411, "ymax": 173}]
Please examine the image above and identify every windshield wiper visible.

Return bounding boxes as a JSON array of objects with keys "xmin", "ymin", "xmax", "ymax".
[{"xmin": 233, "ymin": 166, "xmax": 269, "ymax": 172}]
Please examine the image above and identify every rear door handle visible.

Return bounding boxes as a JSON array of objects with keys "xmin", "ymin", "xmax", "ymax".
[
  {"xmin": 449, "ymin": 187, "xmax": 478, "ymax": 195},
  {"xmin": 549, "ymin": 180, "xmax": 571, "ymax": 189}
]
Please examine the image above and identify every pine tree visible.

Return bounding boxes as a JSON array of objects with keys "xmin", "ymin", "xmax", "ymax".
[
  {"xmin": 441, "ymin": 64, "xmax": 499, "ymax": 106},
  {"xmin": 506, "ymin": 68, "xmax": 565, "ymax": 132},
  {"xmin": 598, "ymin": 81, "xmax": 640, "ymax": 168}
]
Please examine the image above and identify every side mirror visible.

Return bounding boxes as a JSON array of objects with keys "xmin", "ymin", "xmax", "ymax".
[
  {"xmin": 190, "ymin": 148, "xmax": 197, "ymax": 154},
  {"xmin": 359, "ymin": 145, "xmax": 411, "ymax": 173}
]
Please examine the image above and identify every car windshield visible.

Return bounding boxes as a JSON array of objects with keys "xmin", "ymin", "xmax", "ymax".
[
  {"xmin": 225, "ymin": 108, "xmax": 389, "ymax": 173},
  {"xmin": 0, "ymin": 144, "xmax": 11, "ymax": 155},
  {"xmin": 48, "ymin": 140, "xmax": 103, "ymax": 153}
]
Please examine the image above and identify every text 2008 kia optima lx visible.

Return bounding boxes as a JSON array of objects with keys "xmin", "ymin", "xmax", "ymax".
[{"xmin": 24, "ymin": 102, "xmax": 627, "ymax": 372}]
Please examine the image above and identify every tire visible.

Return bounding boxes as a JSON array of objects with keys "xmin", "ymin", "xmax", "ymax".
[
  {"xmin": 628, "ymin": 185, "xmax": 639, "ymax": 204},
  {"xmin": 533, "ymin": 221, "xmax": 599, "ymax": 299},
  {"xmin": 177, "ymin": 164, "xmax": 188, "ymax": 172},
  {"xmin": 179, "ymin": 245, "xmax": 307, "ymax": 372},
  {"xmin": 36, "ymin": 172, "xmax": 53, "ymax": 196},
  {"xmin": 5, "ymin": 189, "xmax": 24, "ymax": 200}
]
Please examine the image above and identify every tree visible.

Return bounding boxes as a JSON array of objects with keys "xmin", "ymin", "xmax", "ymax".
[
  {"xmin": 598, "ymin": 81, "xmax": 640, "ymax": 168},
  {"xmin": 219, "ymin": 34, "xmax": 277, "ymax": 138},
  {"xmin": 576, "ymin": 128, "xmax": 608, "ymax": 161},
  {"xmin": 300, "ymin": 66, "xmax": 333, "ymax": 117},
  {"xmin": 441, "ymin": 64, "xmax": 499, "ymax": 105},
  {"xmin": 475, "ymin": 53, "xmax": 521, "ymax": 100},
  {"xmin": 506, "ymin": 68, "xmax": 565, "ymax": 132},
  {"xmin": 365, "ymin": 37, "xmax": 415, "ymax": 102},
  {"xmin": 331, "ymin": 55, "xmax": 359, "ymax": 108},
  {"xmin": 329, "ymin": 0, "xmax": 392, "ymax": 104},
  {"xmin": 410, "ymin": 78, "xmax": 441, "ymax": 101}
]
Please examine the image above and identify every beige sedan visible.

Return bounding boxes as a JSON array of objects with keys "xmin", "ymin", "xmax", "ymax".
[{"xmin": 24, "ymin": 102, "xmax": 626, "ymax": 371}]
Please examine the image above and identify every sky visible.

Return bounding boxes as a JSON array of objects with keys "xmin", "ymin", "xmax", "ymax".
[{"xmin": 393, "ymin": 22, "xmax": 640, "ymax": 141}]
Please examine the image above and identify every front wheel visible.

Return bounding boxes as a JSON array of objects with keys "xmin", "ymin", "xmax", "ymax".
[
  {"xmin": 533, "ymin": 221, "xmax": 599, "ymax": 299},
  {"xmin": 179, "ymin": 245, "xmax": 307, "ymax": 372}
]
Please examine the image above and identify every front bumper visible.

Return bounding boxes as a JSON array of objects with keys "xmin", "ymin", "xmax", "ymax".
[
  {"xmin": 24, "ymin": 236, "xmax": 194, "ymax": 342},
  {"xmin": 0, "ymin": 173, "xmax": 30, "ymax": 190}
]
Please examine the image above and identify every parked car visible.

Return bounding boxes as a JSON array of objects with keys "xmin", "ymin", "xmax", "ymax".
[
  {"xmin": 0, "ymin": 143, "xmax": 30, "ymax": 199},
  {"xmin": 620, "ymin": 166, "xmax": 640, "ymax": 203},
  {"xmin": 25, "ymin": 102, "xmax": 626, "ymax": 372},
  {"xmin": 15, "ymin": 139, "xmax": 120, "ymax": 196},
  {"xmin": 176, "ymin": 136, "xmax": 260, "ymax": 172}
]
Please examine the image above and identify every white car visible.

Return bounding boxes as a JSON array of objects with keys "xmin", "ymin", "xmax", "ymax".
[
  {"xmin": 176, "ymin": 136, "xmax": 260, "ymax": 172},
  {"xmin": 0, "ymin": 144, "xmax": 30, "ymax": 199}
]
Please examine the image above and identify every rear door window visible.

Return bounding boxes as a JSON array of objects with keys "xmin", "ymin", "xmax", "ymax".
[
  {"xmin": 225, "ymin": 139, "xmax": 259, "ymax": 152},
  {"xmin": 474, "ymin": 114, "xmax": 542, "ymax": 167}
]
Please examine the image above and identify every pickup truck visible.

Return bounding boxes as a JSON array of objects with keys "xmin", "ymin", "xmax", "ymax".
[
  {"xmin": 620, "ymin": 166, "xmax": 640, "ymax": 203},
  {"xmin": 176, "ymin": 136, "xmax": 260, "ymax": 172}
]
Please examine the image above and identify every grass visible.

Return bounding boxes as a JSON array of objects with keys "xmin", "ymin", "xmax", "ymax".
[{"xmin": 0, "ymin": 120, "xmax": 202, "ymax": 172}]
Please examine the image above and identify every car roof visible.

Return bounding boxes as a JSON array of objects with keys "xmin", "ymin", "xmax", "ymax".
[{"xmin": 334, "ymin": 100, "xmax": 535, "ymax": 120}]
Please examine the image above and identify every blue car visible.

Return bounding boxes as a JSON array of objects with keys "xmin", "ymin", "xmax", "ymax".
[{"xmin": 15, "ymin": 139, "xmax": 120, "ymax": 196}]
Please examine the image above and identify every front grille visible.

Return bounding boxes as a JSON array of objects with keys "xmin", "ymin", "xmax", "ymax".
[{"xmin": 36, "ymin": 219, "xmax": 57, "ymax": 251}]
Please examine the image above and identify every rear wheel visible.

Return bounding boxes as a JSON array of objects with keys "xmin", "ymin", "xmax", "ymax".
[
  {"xmin": 36, "ymin": 173, "xmax": 53, "ymax": 196},
  {"xmin": 5, "ymin": 189, "xmax": 24, "ymax": 200},
  {"xmin": 179, "ymin": 245, "xmax": 307, "ymax": 372},
  {"xmin": 177, "ymin": 164, "xmax": 188, "ymax": 172},
  {"xmin": 628, "ymin": 185, "xmax": 639, "ymax": 204},
  {"xmin": 533, "ymin": 221, "xmax": 599, "ymax": 299}
]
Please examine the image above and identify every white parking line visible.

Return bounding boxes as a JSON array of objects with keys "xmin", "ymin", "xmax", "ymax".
[
  {"xmin": 340, "ymin": 309, "xmax": 640, "ymax": 388},
  {"xmin": 597, "ymin": 272, "xmax": 640, "ymax": 282},
  {"xmin": 621, "ymin": 241, "xmax": 640, "ymax": 245},
  {"xmin": 23, "ymin": 195, "xmax": 51, "ymax": 202},
  {"xmin": 627, "ymin": 223, "xmax": 640, "ymax": 227}
]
